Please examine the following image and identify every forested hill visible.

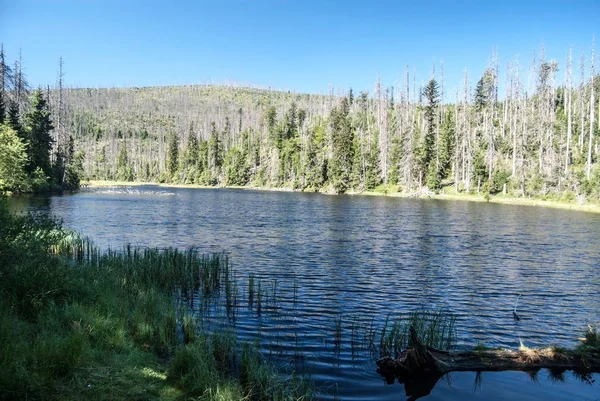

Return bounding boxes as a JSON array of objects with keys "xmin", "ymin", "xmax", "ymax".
[
  {"xmin": 10, "ymin": 46, "xmax": 599, "ymax": 200},
  {"xmin": 68, "ymin": 68, "xmax": 600, "ymax": 201}
]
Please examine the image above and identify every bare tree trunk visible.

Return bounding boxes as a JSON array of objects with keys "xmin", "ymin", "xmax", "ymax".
[
  {"xmin": 587, "ymin": 40, "xmax": 595, "ymax": 179},
  {"xmin": 565, "ymin": 48, "xmax": 573, "ymax": 174},
  {"xmin": 580, "ymin": 51, "xmax": 586, "ymax": 150}
]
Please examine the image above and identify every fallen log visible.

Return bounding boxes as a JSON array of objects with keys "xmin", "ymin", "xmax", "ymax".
[{"xmin": 377, "ymin": 326, "xmax": 600, "ymax": 401}]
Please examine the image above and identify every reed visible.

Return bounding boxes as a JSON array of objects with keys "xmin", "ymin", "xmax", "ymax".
[
  {"xmin": 334, "ymin": 314, "xmax": 343, "ymax": 350},
  {"xmin": 0, "ymin": 202, "xmax": 313, "ymax": 401},
  {"xmin": 248, "ymin": 274, "xmax": 255, "ymax": 308},
  {"xmin": 257, "ymin": 280, "xmax": 263, "ymax": 315},
  {"xmin": 378, "ymin": 309, "xmax": 457, "ymax": 357}
]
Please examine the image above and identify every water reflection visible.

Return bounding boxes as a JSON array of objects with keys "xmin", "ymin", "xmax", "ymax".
[{"xmin": 379, "ymin": 367, "xmax": 597, "ymax": 401}]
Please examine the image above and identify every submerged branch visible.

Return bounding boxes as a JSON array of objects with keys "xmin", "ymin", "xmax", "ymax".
[{"xmin": 377, "ymin": 326, "xmax": 600, "ymax": 400}]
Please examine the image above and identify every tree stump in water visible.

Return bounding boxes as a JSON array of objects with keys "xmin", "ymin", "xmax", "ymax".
[{"xmin": 377, "ymin": 326, "xmax": 600, "ymax": 401}]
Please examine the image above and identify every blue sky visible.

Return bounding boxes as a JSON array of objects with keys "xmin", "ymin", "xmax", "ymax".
[{"xmin": 1, "ymin": 0, "xmax": 598, "ymax": 96}]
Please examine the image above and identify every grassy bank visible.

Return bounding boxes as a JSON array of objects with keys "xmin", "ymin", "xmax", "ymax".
[
  {"xmin": 0, "ymin": 201, "xmax": 312, "ymax": 401},
  {"xmin": 84, "ymin": 180, "xmax": 600, "ymax": 214}
]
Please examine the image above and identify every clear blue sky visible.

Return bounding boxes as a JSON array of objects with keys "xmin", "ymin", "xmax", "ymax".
[{"xmin": 1, "ymin": 0, "xmax": 598, "ymax": 96}]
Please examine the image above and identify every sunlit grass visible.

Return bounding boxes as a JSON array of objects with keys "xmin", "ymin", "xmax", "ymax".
[{"xmin": 0, "ymin": 201, "xmax": 313, "ymax": 401}]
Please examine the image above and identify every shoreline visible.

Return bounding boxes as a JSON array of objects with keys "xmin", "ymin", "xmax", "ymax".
[{"xmin": 83, "ymin": 180, "xmax": 600, "ymax": 214}]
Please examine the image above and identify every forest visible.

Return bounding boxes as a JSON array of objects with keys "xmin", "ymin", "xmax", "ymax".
[
  {"xmin": 2, "ymin": 43, "xmax": 599, "ymax": 200},
  {"xmin": 0, "ymin": 47, "xmax": 83, "ymax": 193}
]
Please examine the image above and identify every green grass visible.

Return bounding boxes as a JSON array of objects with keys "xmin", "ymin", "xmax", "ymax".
[{"xmin": 0, "ymin": 200, "xmax": 312, "ymax": 401}]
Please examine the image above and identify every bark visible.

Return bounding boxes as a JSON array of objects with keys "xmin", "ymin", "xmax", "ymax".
[{"xmin": 377, "ymin": 326, "xmax": 600, "ymax": 401}]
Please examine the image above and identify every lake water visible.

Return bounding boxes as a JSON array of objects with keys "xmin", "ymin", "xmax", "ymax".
[{"xmin": 11, "ymin": 186, "xmax": 600, "ymax": 400}]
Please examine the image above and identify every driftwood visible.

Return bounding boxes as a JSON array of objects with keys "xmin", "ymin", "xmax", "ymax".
[{"xmin": 377, "ymin": 326, "xmax": 600, "ymax": 401}]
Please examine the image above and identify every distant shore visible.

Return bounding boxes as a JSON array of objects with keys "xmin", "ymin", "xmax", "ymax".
[{"xmin": 84, "ymin": 180, "xmax": 600, "ymax": 214}]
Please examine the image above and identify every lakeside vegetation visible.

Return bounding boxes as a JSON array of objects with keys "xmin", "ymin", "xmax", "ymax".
[
  {"xmin": 0, "ymin": 200, "xmax": 312, "ymax": 401},
  {"xmin": 2, "ymin": 198, "xmax": 599, "ymax": 400},
  {"xmin": 0, "ymin": 48, "xmax": 84, "ymax": 194}
]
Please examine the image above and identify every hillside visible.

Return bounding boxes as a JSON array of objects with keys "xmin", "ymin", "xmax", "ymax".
[{"xmin": 63, "ymin": 61, "xmax": 600, "ymax": 200}]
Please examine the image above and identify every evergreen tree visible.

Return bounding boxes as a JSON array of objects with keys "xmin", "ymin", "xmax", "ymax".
[
  {"xmin": 304, "ymin": 127, "xmax": 319, "ymax": 188},
  {"xmin": 438, "ymin": 110, "xmax": 455, "ymax": 179},
  {"xmin": 185, "ymin": 135, "xmax": 199, "ymax": 168},
  {"xmin": 117, "ymin": 143, "xmax": 133, "ymax": 181},
  {"xmin": 421, "ymin": 79, "xmax": 439, "ymax": 170},
  {"xmin": 199, "ymin": 140, "xmax": 209, "ymax": 173},
  {"xmin": 421, "ymin": 79, "xmax": 441, "ymax": 189},
  {"xmin": 265, "ymin": 106, "xmax": 277, "ymax": 144},
  {"xmin": 329, "ymin": 97, "xmax": 355, "ymax": 193},
  {"xmin": 0, "ymin": 44, "xmax": 8, "ymax": 124},
  {"xmin": 63, "ymin": 149, "xmax": 85, "ymax": 189},
  {"xmin": 474, "ymin": 68, "xmax": 495, "ymax": 111},
  {"xmin": 225, "ymin": 147, "xmax": 249, "ymax": 186},
  {"xmin": 24, "ymin": 90, "xmax": 54, "ymax": 176},
  {"xmin": 7, "ymin": 101, "xmax": 23, "ymax": 140},
  {"xmin": 209, "ymin": 122, "xmax": 223, "ymax": 180},
  {"xmin": 167, "ymin": 131, "xmax": 179, "ymax": 179},
  {"xmin": 283, "ymin": 102, "xmax": 298, "ymax": 140}
]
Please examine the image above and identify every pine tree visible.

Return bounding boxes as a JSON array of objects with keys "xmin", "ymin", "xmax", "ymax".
[{"xmin": 25, "ymin": 90, "xmax": 54, "ymax": 177}]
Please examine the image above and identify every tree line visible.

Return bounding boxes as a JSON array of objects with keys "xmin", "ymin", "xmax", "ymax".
[
  {"xmin": 0, "ymin": 46, "xmax": 84, "ymax": 193},
  {"xmin": 4, "ymin": 43, "xmax": 599, "ymax": 201}
]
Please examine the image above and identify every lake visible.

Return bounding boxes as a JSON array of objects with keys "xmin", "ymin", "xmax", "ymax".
[{"xmin": 11, "ymin": 186, "xmax": 600, "ymax": 400}]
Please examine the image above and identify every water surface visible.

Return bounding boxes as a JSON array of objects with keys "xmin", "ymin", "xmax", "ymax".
[{"xmin": 12, "ymin": 186, "xmax": 600, "ymax": 400}]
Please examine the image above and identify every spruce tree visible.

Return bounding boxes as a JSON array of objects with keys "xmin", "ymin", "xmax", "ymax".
[
  {"xmin": 329, "ymin": 97, "xmax": 355, "ymax": 193},
  {"xmin": 25, "ymin": 90, "xmax": 54, "ymax": 176},
  {"xmin": 7, "ymin": 101, "xmax": 23, "ymax": 140},
  {"xmin": 438, "ymin": 110, "xmax": 455, "ymax": 179},
  {"xmin": 421, "ymin": 79, "xmax": 440, "ymax": 189},
  {"xmin": 421, "ymin": 79, "xmax": 439, "ymax": 169}
]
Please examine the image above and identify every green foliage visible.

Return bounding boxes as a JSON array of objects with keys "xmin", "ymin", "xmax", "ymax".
[
  {"xmin": 224, "ymin": 147, "xmax": 249, "ymax": 186},
  {"xmin": 472, "ymin": 149, "xmax": 488, "ymax": 190},
  {"xmin": 474, "ymin": 68, "xmax": 495, "ymax": 111},
  {"xmin": 329, "ymin": 97, "xmax": 355, "ymax": 193},
  {"xmin": 30, "ymin": 167, "xmax": 52, "ymax": 192},
  {"xmin": 7, "ymin": 101, "xmax": 24, "ymax": 140},
  {"xmin": 116, "ymin": 143, "xmax": 133, "ymax": 182},
  {"xmin": 167, "ymin": 131, "xmax": 179, "ymax": 180},
  {"xmin": 209, "ymin": 122, "xmax": 223, "ymax": 180},
  {"xmin": 0, "ymin": 123, "xmax": 29, "ymax": 192},
  {"xmin": 439, "ymin": 111, "xmax": 455, "ymax": 179},
  {"xmin": 484, "ymin": 168, "xmax": 510, "ymax": 195},
  {"xmin": 64, "ymin": 150, "xmax": 85, "ymax": 190},
  {"xmin": 421, "ymin": 78, "xmax": 439, "ymax": 170},
  {"xmin": 25, "ymin": 90, "xmax": 54, "ymax": 177},
  {"xmin": 426, "ymin": 162, "xmax": 441, "ymax": 191}
]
